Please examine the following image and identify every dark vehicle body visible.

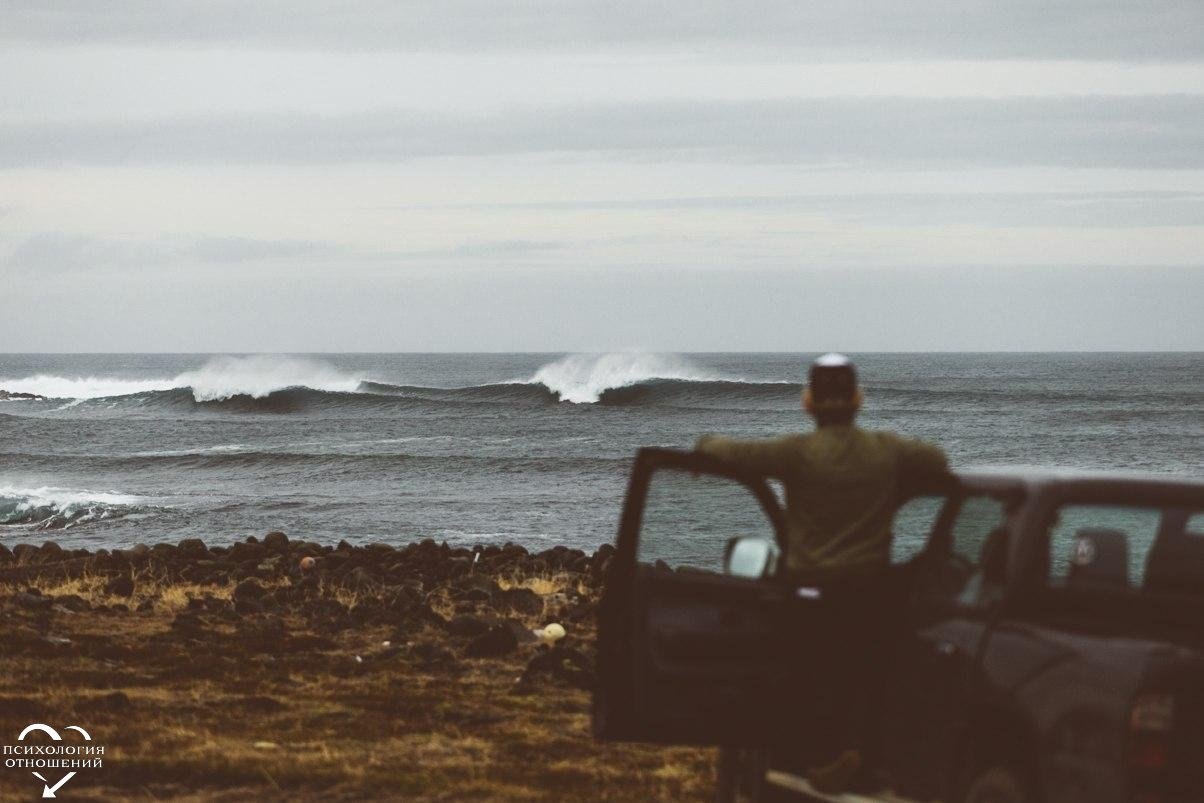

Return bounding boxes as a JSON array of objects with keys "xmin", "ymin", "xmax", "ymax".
[{"xmin": 593, "ymin": 448, "xmax": 1204, "ymax": 802}]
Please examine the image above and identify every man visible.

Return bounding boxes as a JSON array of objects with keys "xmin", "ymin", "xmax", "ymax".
[
  {"xmin": 697, "ymin": 353, "xmax": 949, "ymax": 792},
  {"xmin": 697, "ymin": 353, "xmax": 948, "ymax": 576}
]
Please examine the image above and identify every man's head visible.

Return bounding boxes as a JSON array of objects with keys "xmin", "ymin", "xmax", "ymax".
[{"xmin": 803, "ymin": 353, "xmax": 862, "ymax": 426}]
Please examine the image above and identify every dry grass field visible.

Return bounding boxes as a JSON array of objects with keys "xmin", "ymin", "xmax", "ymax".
[{"xmin": 0, "ymin": 542, "xmax": 715, "ymax": 801}]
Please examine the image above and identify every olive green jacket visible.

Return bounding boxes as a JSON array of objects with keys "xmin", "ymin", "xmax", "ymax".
[{"xmin": 696, "ymin": 425, "xmax": 948, "ymax": 572}]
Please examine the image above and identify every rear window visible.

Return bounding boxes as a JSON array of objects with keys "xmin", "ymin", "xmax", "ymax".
[{"xmin": 1045, "ymin": 504, "xmax": 1204, "ymax": 596}]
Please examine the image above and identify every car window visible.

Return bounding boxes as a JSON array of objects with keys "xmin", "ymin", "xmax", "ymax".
[
  {"xmin": 891, "ymin": 494, "xmax": 946, "ymax": 565},
  {"xmin": 1045, "ymin": 504, "xmax": 1204, "ymax": 595},
  {"xmin": 948, "ymin": 496, "xmax": 1010, "ymax": 607},
  {"xmin": 951, "ymin": 496, "xmax": 1009, "ymax": 565},
  {"xmin": 913, "ymin": 494, "xmax": 1010, "ymax": 608},
  {"xmin": 638, "ymin": 467, "xmax": 776, "ymax": 573}
]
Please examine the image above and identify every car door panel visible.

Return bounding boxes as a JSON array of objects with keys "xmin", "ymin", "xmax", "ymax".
[
  {"xmin": 882, "ymin": 490, "xmax": 1014, "ymax": 800},
  {"xmin": 595, "ymin": 448, "xmax": 799, "ymax": 747}
]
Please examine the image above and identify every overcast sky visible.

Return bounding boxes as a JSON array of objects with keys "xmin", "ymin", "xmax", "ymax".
[{"xmin": 2, "ymin": 1, "xmax": 1202, "ymax": 351}]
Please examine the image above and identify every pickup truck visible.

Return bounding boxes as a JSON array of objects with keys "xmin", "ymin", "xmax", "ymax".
[{"xmin": 593, "ymin": 448, "xmax": 1204, "ymax": 803}]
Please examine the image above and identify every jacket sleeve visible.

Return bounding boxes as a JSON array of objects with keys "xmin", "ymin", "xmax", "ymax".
[
  {"xmin": 892, "ymin": 434, "xmax": 949, "ymax": 478},
  {"xmin": 694, "ymin": 434, "xmax": 796, "ymax": 478}
]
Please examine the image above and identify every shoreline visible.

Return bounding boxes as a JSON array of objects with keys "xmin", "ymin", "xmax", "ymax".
[{"xmin": 0, "ymin": 533, "xmax": 713, "ymax": 801}]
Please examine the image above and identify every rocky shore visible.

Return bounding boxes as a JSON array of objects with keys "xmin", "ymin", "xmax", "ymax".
[{"xmin": 0, "ymin": 534, "xmax": 713, "ymax": 801}]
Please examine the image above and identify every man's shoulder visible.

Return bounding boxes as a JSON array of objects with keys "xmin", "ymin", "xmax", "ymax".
[{"xmin": 856, "ymin": 428, "xmax": 929, "ymax": 449}]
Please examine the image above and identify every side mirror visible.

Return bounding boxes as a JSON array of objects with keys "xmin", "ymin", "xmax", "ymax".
[{"xmin": 724, "ymin": 536, "xmax": 780, "ymax": 579}]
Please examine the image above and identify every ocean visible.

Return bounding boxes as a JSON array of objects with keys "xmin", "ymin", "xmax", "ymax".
[{"xmin": 0, "ymin": 353, "xmax": 1200, "ymax": 552}]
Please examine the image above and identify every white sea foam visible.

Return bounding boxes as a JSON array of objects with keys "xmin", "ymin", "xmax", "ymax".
[
  {"xmin": 129, "ymin": 444, "xmax": 247, "ymax": 458},
  {"xmin": 0, "ymin": 484, "xmax": 146, "ymax": 529},
  {"xmin": 176, "ymin": 355, "xmax": 361, "ymax": 401},
  {"xmin": 1, "ymin": 375, "xmax": 178, "ymax": 400},
  {"xmin": 528, "ymin": 352, "xmax": 725, "ymax": 404},
  {"xmin": 0, "ymin": 355, "xmax": 362, "ymax": 402}
]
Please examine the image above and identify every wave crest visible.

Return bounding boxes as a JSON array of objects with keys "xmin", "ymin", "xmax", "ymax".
[
  {"xmin": 0, "ymin": 355, "xmax": 361, "ymax": 402},
  {"xmin": 2, "ymin": 353, "xmax": 795, "ymax": 412},
  {"xmin": 527, "ymin": 353, "xmax": 729, "ymax": 404},
  {"xmin": 0, "ymin": 485, "xmax": 151, "ymax": 530}
]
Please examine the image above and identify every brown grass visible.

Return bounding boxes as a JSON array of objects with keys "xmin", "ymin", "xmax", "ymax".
[{"xmin": 0, "ymin": 571, "xmax": 714, "ymax": 801}]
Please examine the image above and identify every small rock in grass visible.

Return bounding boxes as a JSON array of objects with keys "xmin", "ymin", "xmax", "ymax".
[
  {"xmin": 464, "ymin": 624, "xmax": 519, "ymax": 658},
  {"xmin": 15, "ymin": 590, "xmax": 53, "ymax": 610},
  {"xmin": 104, "ymin": 574, "xmax": 135, "ymax": 598},
  {"xmin": 232, "ymin": 578, "xmax": 267, "ymax": 601}
]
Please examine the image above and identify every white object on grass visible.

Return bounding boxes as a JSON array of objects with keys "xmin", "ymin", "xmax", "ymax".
[{"xmin": 535, "ymin": 622, "xmax": 566, "ymax": 644}]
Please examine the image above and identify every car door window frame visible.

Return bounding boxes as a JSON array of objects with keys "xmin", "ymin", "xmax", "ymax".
[
  {"xmin": 916, "ymin": 485, "xmax": 1023, "ymax": 617},
  {"xmin": 612, "ymin": 447, "xmax": 789, "ymax": 583}
]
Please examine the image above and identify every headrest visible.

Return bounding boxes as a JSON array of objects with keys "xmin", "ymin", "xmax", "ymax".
[{"xmin": 1066, "ymin": 528, "xmax": 1129, "ymax": 590}]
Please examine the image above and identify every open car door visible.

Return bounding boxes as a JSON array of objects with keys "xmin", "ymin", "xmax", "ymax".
[{"xmin": 593, "ymin": 447, "xmax": 795, "ymax": 746}]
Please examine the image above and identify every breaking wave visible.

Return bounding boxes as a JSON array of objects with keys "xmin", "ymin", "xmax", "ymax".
[
  {"xmin": 526, "ymin": 353, "xmax": 733, "ymax": 404},
  {"xmin": 5, "ymin": 351, "xmax": 1194, "ymax": 416},
  {"xmin": 0, "ymin": 352, "xmax": 795, "ymax": 411},
  {"xmin": 0, "ymin": 355, "xmax": 360, "ymax": 402},
  {"xmin": 0, "ymin": 485, "xmax": 153, "ymax": 530}
]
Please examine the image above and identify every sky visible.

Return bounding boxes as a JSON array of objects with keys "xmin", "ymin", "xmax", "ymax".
[{"xmin": 1, "ymin": 1, "xmax": 1202, "ymax": 351}]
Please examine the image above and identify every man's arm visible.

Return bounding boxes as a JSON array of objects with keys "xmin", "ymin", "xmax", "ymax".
[
  {"xmin": 695, "ymin": 434, "xmax": 797, "ymax": 478},
  {"xmin": 892, "ymin": 434, "xmax": 949, "ymax": 477}
]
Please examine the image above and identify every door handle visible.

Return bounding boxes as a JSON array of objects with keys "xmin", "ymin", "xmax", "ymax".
[{"xmin": 934, "ymin": 641, "xmax": 959, "ymax": 658}]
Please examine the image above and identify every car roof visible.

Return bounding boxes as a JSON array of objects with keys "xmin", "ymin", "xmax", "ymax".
[{"xmin": 954, "ymin": 465, "xmax": 1204, "ymax": 496}]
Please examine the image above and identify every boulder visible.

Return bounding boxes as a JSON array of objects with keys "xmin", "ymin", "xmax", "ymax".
[
  {"xmin": 227, "ymin": 542, "xmax": 267, "ymax": 563},
  {"xmin": 54, "ymin": 594, "xmax": 90, "ymax": 613},
  {"xmin": 263, "ymin": 531, "xmax": 289, "ymax": 553},
  {"xmin": 409, "ymin": 640, "xmax": 457, "ymax": 666},
  {"xmin": 257, "ymin": 555, "xmax": 283, "ymax": 574},
  {"xmin": 150, "ymin": 543, "xmax": 177, "ymax": 560},
  {"xmin": 233, "ymin": 596, "xmax": 264, "ymax": 616},
  {"xmin": 232, "ymin": 578, "xmax": 267, "ymax": 601},
  {"xmin": 177, "ymin": 538, "xmax": 209, "ymax": 559},
  {"xmin": 38, "ymin": 541, "xmax": 65, "ymax": 562},
  {"xmin": 446, "ymin": 614, "xmax": 495, "ymax": 638},
  {"xmin": 516, "ymin": 644, "xmax": 595, "ymax": 691},
  {"xmin": 15, "ymin": 590, "xmax": 52, "ymax": 610},
  {"xmin": 104, "ymin": 574, "xmax": 135, "ymax": 598},
  {"xmin": 341, "ymin": 566, "xmax": 380, "ymax": 592},
  {"xmin": 446, "ymin": 556, "xmax": 473, "ymax": 578},
  {"xmin": 464, "ymin": 624, "xmax": 518, "ymax": 658},
  {"xmin": 495, "ymin": 587, "xmax": 543, "ymax": 617},
  {"xmin": 12, "ymin": 543, "xmax": 37, "ymax": 564}
]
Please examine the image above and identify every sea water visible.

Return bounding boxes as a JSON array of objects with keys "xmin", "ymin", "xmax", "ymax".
[{"xmin": 0, "ymin": 352, "xmax": 1199, "ymax": 551}]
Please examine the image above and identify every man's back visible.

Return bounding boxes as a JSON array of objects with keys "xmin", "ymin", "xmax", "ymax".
[{"xmin": 697, "ymin": 424, "xmax": 947, "ymax": 572}]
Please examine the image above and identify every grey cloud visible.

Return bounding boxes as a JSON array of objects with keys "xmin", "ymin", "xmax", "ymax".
[
  {"xmin": 189, "ymin": 236, "xmax": 345, "ymax": 263},
  {"xmin": 4, "ymin": 233, "xmax": 162, "ymax": 273},
  {"xmin": 1, "ymin": 233, "xmax": 565, "ymax": 274},
  {"xmin": 383, "ymin": 192, "xmax": 1204, "ymax": 229},
  {"xmin": 446, "ymin": 240, "xmax": 563, "ymax": 258},
  {"xmin": 3, "ymin": 233, "xmax": 346, "ymax": 273},
  {"xmin": 2, "ymin": 96, "xmax": 1203, "ymax": 169},
  {"xmin": 2, "ymin": 1, "xmax": 1202, "ymax": 60},
  {"xmin": 5, "ymin": 265, "xmax": 1201, "ymax": 351}
]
